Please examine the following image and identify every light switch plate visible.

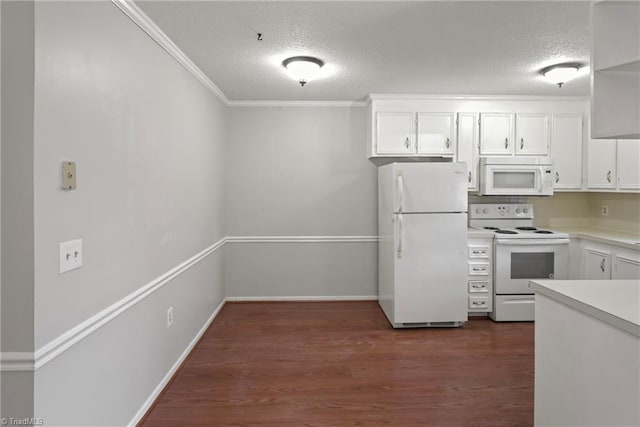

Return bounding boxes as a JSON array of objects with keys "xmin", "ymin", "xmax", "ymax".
[
  {"xmin": 61, "ymin": 161, "xmax": 76, "ymax": 190},
  {"xmin": 59, "ymin": 239, "xmax": 83, "ymax": 274}
]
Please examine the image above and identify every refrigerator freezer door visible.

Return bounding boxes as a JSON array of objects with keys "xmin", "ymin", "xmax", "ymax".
[
  {"xmin": 393, "ymin": 212, "xmax": 468, "ymax": 324},
  {"xmin": 393, "ymin": 163, "xmax": 468, "ymax": 213}
]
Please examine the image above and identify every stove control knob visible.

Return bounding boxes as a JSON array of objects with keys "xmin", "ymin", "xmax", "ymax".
[
  {"xmin": 516, "ymin": 208, "xmax": 522, "ymax": 214},
  {"xmin": 475, "ymin": 208, "xmax": 481, "ymax": 214},
  {"xmin": 483, "ymin": 208, "xmax": 488, "ymax": 214},
  {"xmin": 523, "ymin": 208, "xmax": 529, "ymax": 214}
]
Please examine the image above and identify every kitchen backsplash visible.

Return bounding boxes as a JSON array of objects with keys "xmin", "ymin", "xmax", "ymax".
[
  {"xmin": 587, "ymin": 192, "xmax": 640, "ymax": 234},
  {"xmin": 469, "ymin": 192, "xmax": 640, "ymax": 234}
]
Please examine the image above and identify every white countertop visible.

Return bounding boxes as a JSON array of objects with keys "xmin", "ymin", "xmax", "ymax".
[
  {"xmin": 467, "ymin": 225, "xmax": 640, "ymax": 249},
  {"xmin": 551, "ymin": 226, "xmax": 640, "ymax": 250},
  {"xmin": 530, "ymin": 279, "xmax": 640, "ymax": 337},
  {"xmin": 467, "ymin": 227, "xmax": 494, "ymax": 238}
]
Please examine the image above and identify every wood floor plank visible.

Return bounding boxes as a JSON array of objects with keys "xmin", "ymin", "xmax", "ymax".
[{"xmin": 139, "ymin": 301, "xmax": 533, "ymax": 426}]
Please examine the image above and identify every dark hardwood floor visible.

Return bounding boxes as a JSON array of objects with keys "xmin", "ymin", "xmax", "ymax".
[{"xmin": 140, "ymin": 302, "xmax": 534, "ymax": 426}]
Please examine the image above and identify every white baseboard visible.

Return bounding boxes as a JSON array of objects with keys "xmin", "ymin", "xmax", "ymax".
[
  {"xmin": 226, "ymin": 295, "xmax": 378, "ymax": 302},
  {"xmin": 128, "ymin": 298, "xmax": 226, "ymax": 427}
]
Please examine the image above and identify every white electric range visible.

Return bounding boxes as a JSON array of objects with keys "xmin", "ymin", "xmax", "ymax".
[{"xmin": 470, "ymin": 204, "xmax": 569, "ymax": 321}]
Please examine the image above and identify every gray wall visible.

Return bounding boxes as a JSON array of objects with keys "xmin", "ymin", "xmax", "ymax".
[
  {"xmin": 1, "ymin": 1, "xmax": 35, "ymax": 420},
  {"xmin": 30, "ymin": 2, "xmax": 227, "ymax": 425},
  {"xmin": 225, "ymin": 107, "xmax": 378, "ymax": 298}
]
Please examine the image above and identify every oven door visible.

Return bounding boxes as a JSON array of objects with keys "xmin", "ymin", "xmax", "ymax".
[
  {"xmin": 481, "ymin": 165, "xmax": 552, "ymax": 196},
  {"xmin": 494, "ymin": 239, "xmax": 569, "ymax": 294}
]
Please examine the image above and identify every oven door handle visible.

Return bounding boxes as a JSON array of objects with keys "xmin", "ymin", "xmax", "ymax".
[{"xmin": 496, "ymin": 238, "xmax": 570, "ymax": 246}]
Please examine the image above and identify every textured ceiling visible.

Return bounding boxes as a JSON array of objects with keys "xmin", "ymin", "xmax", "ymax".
[{"xmin": 136, "ymin": 1, "xmax": 591, "ymax": 102}]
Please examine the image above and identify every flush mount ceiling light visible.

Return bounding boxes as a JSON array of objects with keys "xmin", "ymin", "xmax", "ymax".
[
  {"xmin": 282, "ymin": 56, "xmax": 324, "ymax": 87},
  {"xmin": 540, "ymin": 63, "xmax": 581, "ymax": 88}
]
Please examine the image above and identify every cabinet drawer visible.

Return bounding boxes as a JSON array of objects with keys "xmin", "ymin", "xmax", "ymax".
[
  {"xmin": 468, "ymin": 280, "xmax": 490, "ymax": 293},
  {"xmin": 468, "ymin": 262, "xmax": 490, "ymax": 275},
  {"xmin": 468, "ymin": 246, "xmax": 490, "ymax": 258},
  {"xmin": 469, "ymin": 296, "xmax": 490, "ymax": 310}
]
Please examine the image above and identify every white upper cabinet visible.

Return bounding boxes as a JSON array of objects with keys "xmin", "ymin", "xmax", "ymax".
[
  {"xmin": 515, "ymin": 114, "xmax": 550, "ymax": 156},
  {"xmin": 417, "ymin": 113, "xmax": 455, "ymax": 156},
  {"xmin": 551, "ymin": 114, "xmax": 583, "ymax": 190},
  {"xmin": 586, "ymin": 138, "xmax": 640, "ymax": 192},
  {"xmin": 617, "ymin": 139, "xmax": 640, "ymax": 190},
  {"xmin": 456, "ymin": 113, "xmax": 479, "ymax": 191},
  {"xmin": 375, "ymin": 112, "xmax": 415, "ymax": 155},
  {"xmin": 587, "ymin": 138, "xmax": 617, "ymax": 189},
  {"xmin": 479, "ymin": 113, "xmax": 514, "ymax": 155}
]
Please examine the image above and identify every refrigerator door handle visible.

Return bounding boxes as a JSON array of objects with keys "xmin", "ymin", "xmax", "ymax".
[
  {"xmin": 397, "ymin": 213, "xmax": 404, "ymax": 258},
  {"xmin": 397, "ymin": 172, "xmax": 404, "ymax": 213}
]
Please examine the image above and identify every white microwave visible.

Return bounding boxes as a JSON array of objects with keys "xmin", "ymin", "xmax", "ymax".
[{"xmin": 479, "ymin": 157, "xmax": 554, "ymax": 196}]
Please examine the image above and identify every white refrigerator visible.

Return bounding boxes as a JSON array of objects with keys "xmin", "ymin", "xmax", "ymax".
[{"xmin": 378, "ymin": 162, "xmax": 468, "ymax": 328}]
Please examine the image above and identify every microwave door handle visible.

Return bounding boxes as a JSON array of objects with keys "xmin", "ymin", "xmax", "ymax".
[
  {"xmin": 496, "ymin": 239, "xmax": 570, "ymax": 246},
  {"xmin": 537, "ymin": 168, "xmax": 544, "ymax": 192}
]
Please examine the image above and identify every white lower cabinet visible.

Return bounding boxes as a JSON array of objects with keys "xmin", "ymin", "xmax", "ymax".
[
  {"xmin": 613, "ymin": 253, "xmax": 640, "ymax": 279},
  {"xmin": 467, "ymin": 236, "xmax": 493, "ymax": 313},
  {"xmin": 584, "ymin": 248, "xmax": 612, "ymax": 279},
  {"xmin": 581, "ymin": 240, "xmax": 640, "ymax": 280}
]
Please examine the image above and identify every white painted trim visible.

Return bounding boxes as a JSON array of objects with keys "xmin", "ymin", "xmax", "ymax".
[
  {"xmin": 226, "ymin": 295, "xmax": 378, "ymax": 302},
  {"xmin": 128, "ymin": 299, "xmax": 226, "ymax": 427},
  {"xmin": 227, "ymin": 100, "xmax": 368, "ymax": 108},
  {"xmin": 29, "ymin": 235, "xmax": 376, "ymax": 370},
  {"xmin": 34, "ymin": 238, "xmax": 226, "ymax": 370},
  {"xmin": 226, "ymin": 235, "xmax": 378, "ymax": 244},
  {"xmin": 110, "ymin": 1, "xmax": 591, "ymax": 108},
  {"xmin": 368, "ymin": 93, "xmax": 590, "ymax": 102},
  {"xmin": 111, "ymin": 0, "xmax": 229, "ymax": 105},
  {"xmin": 0, "ymin": 352, "xmax": 35, "ymax": 372}
]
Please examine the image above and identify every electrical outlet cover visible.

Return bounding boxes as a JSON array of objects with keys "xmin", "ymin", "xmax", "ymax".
[
  {"xmin": 167, "ymin": 307, "xmax": 174, "ymax": 328},
  {"xmin": 59, "ymin": 239, "xmax": 83, "ymax": 274}
]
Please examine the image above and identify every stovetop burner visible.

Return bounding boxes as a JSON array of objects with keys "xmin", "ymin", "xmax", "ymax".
[
  {"xmin": 516, "ymin": 227, "xmax": 537, "ymax": 231},
  {"xmin": 484, "ymin": 227, "xmax": 500, "ymax": 230},
  {"xmin": 495, "ymin": 230, "xmax": 518, "ymax": 234},
  {"xmin": 534, "ymin": 230, "xmax": 554, "ymax": 234}
]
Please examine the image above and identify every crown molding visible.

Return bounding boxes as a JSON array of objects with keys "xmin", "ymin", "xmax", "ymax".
[
  {"xmin": 368, "ymin": 93, "xmax": 590, "ymax": 102},
  {"xmin": 111, "ymin": 0, "xmax": 229, "ymax": 105},
  {"xmin": 227, "ymin": 100, "xmax": 368, "ymax": 108}
]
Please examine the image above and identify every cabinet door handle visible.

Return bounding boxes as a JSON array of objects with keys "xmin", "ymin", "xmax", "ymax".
[
  {"xmin": 600, "ymin": 259, "xmax": 605, "ymax": 272},
  {"xmin": 445, "ymin": 137, "xmax": 450, "ymax": 149},
  {"xmin": 404, "ymin": 137, "xmax": 410, "ymax": 149},
  {"xmin": 468, "ymin": 171, "xmax": 472, "ymax": 183},
  {"xmin": 555, "ymin": 171, "xmax": 560, "ymax": 183},
  {"xmin": 505, "ymin": 138, "xmax": 509, "ymax": 149},
  {"xmin": 520, "ymin": 138, "xmax": 524, "ymax": 150},
  {"xmin": 606, "ymin": 170, "xmax": 612, "ymax": 183}
]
